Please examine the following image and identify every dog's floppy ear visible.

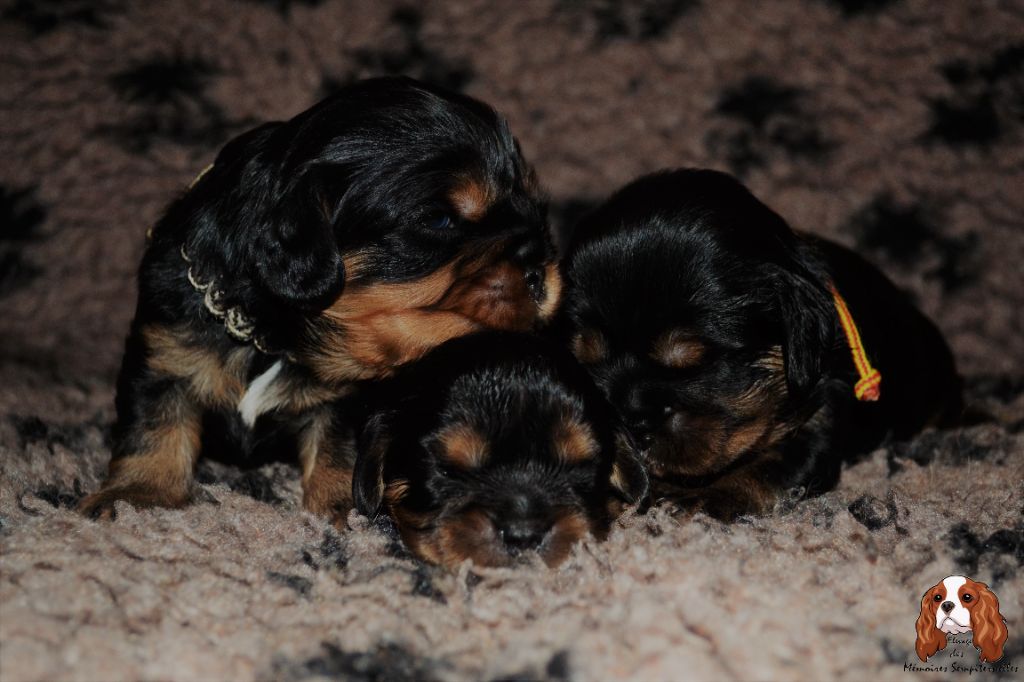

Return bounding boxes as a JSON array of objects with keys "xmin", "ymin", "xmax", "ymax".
[
  {"xmin": 772, "ymin": 248, "xmax": 835, "ymax": 400},
  {"xmin": 352, "ymin": 412, "xmax": 391, "ymax": 519},
  {"xmin": 248, "ymin": 162, "xmax": 347, "ymax": 311},
  {"xmin": 971, "ymin": 582, "xmax": 1008, "ymax": 663},
  {"xmin": 610, "ymin": 429, "xmax": 649, "ymax": 505},
  {"xmin": 915, "ymin": 589, "xmax": 947, "ymax": 662}
]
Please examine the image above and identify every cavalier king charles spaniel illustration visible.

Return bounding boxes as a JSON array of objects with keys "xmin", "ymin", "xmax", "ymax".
[{"xmin": 915, "ymin": 575, "xmax": 1008, "ymax": 663}]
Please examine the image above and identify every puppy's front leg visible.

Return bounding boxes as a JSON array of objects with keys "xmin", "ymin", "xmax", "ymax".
[
  {"xmin": 79, "ymin": 325, "xmax": 227, "ymax": 518},
  {"xmin": 299, "ymin": 407, "xmax": 356, "ymax": 528},
  {"xmin": 655, "ymin": 452, "xmax": 787, "ymax": 522},
  {"xmin": 79, "ymin": 381, "xmax": 202, "ymax": 519}
]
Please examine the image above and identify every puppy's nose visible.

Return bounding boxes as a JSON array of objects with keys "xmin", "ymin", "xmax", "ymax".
[
  {"xmin": 626, "ymin": 418, "xmax": 657, "ymax": 450},
  {"xmin": 621, "ymin": 388, "xmax": 674, "ymax": 449},
  {"xmin": 941, "ymin": 601, "xmax": 955, "ymax": 614},
  {"xmin": 499, "ymin": 519, "xmax": 550, "ymax": 553},
  {"xmin": 509, "ymin": 237, "xmax": 547, "ymax": 302},
  {"xmin": 523, "ymin": 265, "xmax": 545, "ymax": 301}
]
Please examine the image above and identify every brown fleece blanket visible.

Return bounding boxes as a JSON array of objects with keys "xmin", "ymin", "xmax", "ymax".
[{"xmin": 1, "ymin": 1, "xmax": 1022, "ymax": 680}]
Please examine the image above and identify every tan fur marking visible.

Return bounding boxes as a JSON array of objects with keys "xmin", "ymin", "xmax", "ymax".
[
  {"xmin": 342, "ymin": 252, "xmax": 371, "ymax": 282},
  {"xmin": 541, "ymin": 510, "xmax": 592, "ymax": 567},
  {"xmin": 553, "ymin": 418, "xmax": 598, "ymax": 463},
  {"xmin": 724, "ymin": 417, "xmax": 772, "ymax": 458},
  {"xmin": 144, "ymin": 325, "xmax": 248, "ymax": 408},
  {"xmin": 610, "ymin": 460, "xmax": 630, "ymax": 494},
  {"xmin": 437, "ymin": 424, "xmax": 489, "ymax": 468},
  {"xmin": 308, "ymin": 247, "xmax": 549, "ymax": 383},
  {"xmin": 298, "ymin": 411, "xmax": 354, "ymax": 526},
  {"xmin": 449, "ymin": 178, "xmax": 494, "ymax": 221},
  {"xmin": 279, "ymin": 380, "xmax": 350, "ymax": 416},
  {"xmin": 384, "ymin": 479, "xmax": 411, "ymax": 506},
  {"xmin": 652, "ymin": 330, "xmax": 705, "ymax": 369},
  {"xmin": 298, "ymin": 411, "xmax": 329, "ymax": 483},
  {"xmin": 435, "ymin": 509, "xmax": 506, "ymax": 568},
  {"xmin": 302, "ymin": 462, "xmax": 354, "ymax": 524},
  {"xmin": 538, "ymin": 262, "xmax": 562, "ymax": 320},
  {"xmin": 110, "ymin": 417, "xmax": 201, "ymax": 493},
  {"xmin": 652, "ymin": 451, "xmax": 784, "ymax": 520},
  {"xmin": 80, "ymin": 393, "xmax": 202, "ymax": 515},
  {"xmin": 731, "ymin": 347, "xmax": 787, "ymax": 416},
  {"xmin": 753, "ymin": 345, "xmax": 785, "ymax": 373},
  {"xmin": 571, "ymin": 329, "xmax": 608, "ymax": 364}
]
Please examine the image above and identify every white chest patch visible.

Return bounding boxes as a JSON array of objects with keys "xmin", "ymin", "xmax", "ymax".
[{"xmin": 238, "ymin": 360, "xmax": 285, "ymax": 428}]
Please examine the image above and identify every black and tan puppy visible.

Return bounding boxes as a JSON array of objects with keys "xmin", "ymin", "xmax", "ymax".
[
  {"xmin": 80, "ymin": 77, "xmax": 560, "ymax": 522},
  {"xmin": 558, "ymin": 169, "xmax": 962, "ymax": 520},
  {"xmin": 353, "ymin": 331, "xmax": 648, "ymax": 568}
]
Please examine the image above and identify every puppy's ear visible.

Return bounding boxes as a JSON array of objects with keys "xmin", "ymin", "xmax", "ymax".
[
  {"xmin": 773, "ymin": 249, "xmax": 835, "ymax": 400},
  {"xmin": 352, "ymin": 412, "xmax": 391, "ymax": 518},
  {"xmin": 610, "ymin": 430, "xmax": 649, "ymax": 505},
  {"xmin": 249, "ymin": 163, "xmax": 347, "ymax": 311}
]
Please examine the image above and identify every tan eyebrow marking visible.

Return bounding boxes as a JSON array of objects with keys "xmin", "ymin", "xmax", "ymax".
[
  {"xmin": 553, "ymin": 417, "xmax": 599, "ymax": 463},
  {"xmin": 571, "ymin": 329, "xmax": 608, "ymax": 364},
  {"xmin": 448, "ymin": 177, "xmax": 494, "ymax": 222},
  {"xmin": 651, "ymin": 329, "xmax": 705, "ymax": 369},
  {"xmin": 436, "ymin": 423, "xmax": 489, "ymax": 468}
]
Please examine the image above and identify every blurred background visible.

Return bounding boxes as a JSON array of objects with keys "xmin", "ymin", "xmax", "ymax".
[{"xmin": 1, "ymin": 0, "xmax": 1022, "ymax": 388}]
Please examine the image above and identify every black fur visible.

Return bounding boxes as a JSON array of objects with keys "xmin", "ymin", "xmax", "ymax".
[
  {"xmin": 558, "ymin": 168, "xmax": 962, "ymax": 519},
  {"xmin": 352, "ymin": 331, "xmax": 647, "ymax": 568}
]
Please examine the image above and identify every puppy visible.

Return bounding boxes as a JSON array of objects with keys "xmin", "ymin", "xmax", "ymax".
[
  {"xmin": 80, "ymin": 77, "xmax": 560, "ymax": 522},
  {"xmin": 916, "ymin": 575, "xmax": 1008, "ymax": 662},
  {"xmin": 558, "ymin": 169, "xmax": 962, "ymax": 520},
  {"xmin": 352, "ymin": 331, "xmax": 648, "ymax": 569}
]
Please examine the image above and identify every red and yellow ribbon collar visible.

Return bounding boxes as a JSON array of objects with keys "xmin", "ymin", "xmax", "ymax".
[{"xmin": 831, "ymin": 286, "xmax": 881, "ymax": 402}]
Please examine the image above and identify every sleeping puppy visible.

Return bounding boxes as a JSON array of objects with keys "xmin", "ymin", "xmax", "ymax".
[
  {"xmin": 79, "ymin": 77, "xmax": 560, "ymax": 522},
  {"xmin": 558, "ymin": 168, "xmax": 962, "ymax": 520},
  {"xmin": 352, "ymin": 331, "xmax": 648, "ymax": 568}
]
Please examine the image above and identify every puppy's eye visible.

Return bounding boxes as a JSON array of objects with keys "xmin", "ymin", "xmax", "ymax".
[
  {"xmin": 933, "ymin": 594, "xmax": 943, "ymax": 602},
  {"xmin": 425, "ymin": 212, "xmax": 455, "ymax": 230},
  {"xmin": 962, "ymin": 593, "xmax": 972, "ymax": 602}
]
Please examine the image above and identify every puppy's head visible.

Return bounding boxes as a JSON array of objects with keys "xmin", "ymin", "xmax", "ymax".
[
  {"xmin": 559, "ymin": 169, "xmax": 836, "ymax": 479},
  {"xmin": 174, "ymin": 77, "xmax": 559, "ymax": 380},
  {"xmin": 353, "ymin": 332, "xmax": 648, "ymax": 569}
]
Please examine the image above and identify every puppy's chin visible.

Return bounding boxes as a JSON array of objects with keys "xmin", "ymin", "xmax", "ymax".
[{"xmin": 395, "ymin": 506, "xmax": 593, "ymax": 569}]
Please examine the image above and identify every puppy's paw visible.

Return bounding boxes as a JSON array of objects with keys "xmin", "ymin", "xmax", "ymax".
[
  {"xmin": 302, "ymin": 463, "xmax": 354, "ymax": 530},
  {"xmin": 303, "ymin": 497, "xmax": 352, "ymax": 531},
  {"xmin": 77, "ymin": 485, "xmax": 189, "ymax": 520},
  {"xmin": 656, "ymin": 486, "xmax": 766, "ymax": 523}
]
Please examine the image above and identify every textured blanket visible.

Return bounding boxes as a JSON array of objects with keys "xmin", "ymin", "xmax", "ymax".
[{"xmin": 1, "ymin": 1, "xmax": 1021, "ymax": 680}]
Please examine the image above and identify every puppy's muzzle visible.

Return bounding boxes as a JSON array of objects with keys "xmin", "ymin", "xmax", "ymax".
[
  {"xmin": 510, "ymin": 237, "xmax": 549, "ymax": 303},
  {"xmin": 494, "ymin": 492, "xmax": 554, "ymax": 555}
]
